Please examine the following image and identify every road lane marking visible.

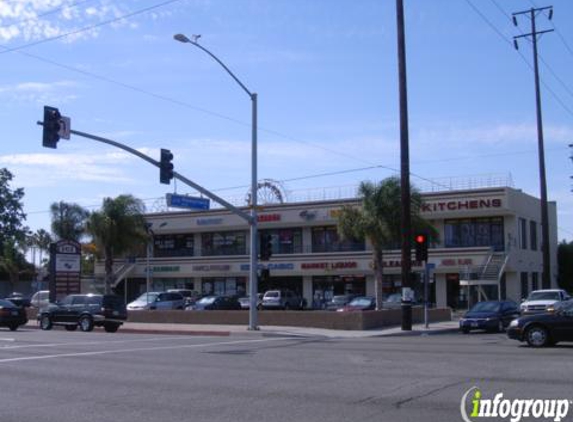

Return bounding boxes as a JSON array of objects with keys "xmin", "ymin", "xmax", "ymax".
[
  {"xmin": 0, "ymin": 336, "xmax": 203, "ymax": 350},
  {"xmin": 0, "ymin": 337, "xmax": 292, "ymax": 364}
]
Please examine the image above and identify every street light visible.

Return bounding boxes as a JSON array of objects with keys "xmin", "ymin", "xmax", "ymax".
[{"xmin": 174, "ymin": 33, "xmax": 260, "ymax": 330}]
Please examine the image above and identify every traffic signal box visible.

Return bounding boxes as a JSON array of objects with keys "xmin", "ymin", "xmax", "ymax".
[
  {"xmin": 42, "ymin": 106, "xmax": 61, "ymax": 148},
  {"xmin": 414, "ymin": 232, "xmax": 428, "ymax": 262},
  {"xmin": 260, "ymin": 233, "xmax": 273, "ymax": 261},
  {"xmin": 159, "ymin": 148, "xmax": 174, "ymax": 184}
]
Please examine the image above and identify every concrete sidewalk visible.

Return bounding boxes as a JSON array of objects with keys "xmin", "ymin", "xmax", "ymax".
[{"xmin": 78, "ymin": 320, "xmax": 461, "ymax": 338}]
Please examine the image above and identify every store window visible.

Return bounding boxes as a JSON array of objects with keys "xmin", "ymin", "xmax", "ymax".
[
  {"xmin": 519, "ymin": 218, "xmax": 528, "ymax": 250},
  {"xmin": 520, "ymin": 272, "xmax": 529, "ymax": 299},
  {"xmin": 311, "ymin": 226, "xmax": 365, "ymax": 253},
  {"xmin": 201, "ymin": 231, "xmax": 247, "ymax": 256},
  {"xmin": 201, "ymin": 277, "xmax": 246, "ymax": 297},
  {"xmin": 260, "ymin": 228, "xmax": 302, "ymax": 254},
  {"xmin": 530, "ymin": 221, "xmax": 537, "ymax": 251},
  {"xmin": 444, "ymin": 217, "xmax": 504, "ymax": 251},
  {"xmin": 154, "ymin": 234, "xmax": 194, "ymax": 257},
  {"xmin": 531, "ymin": 272, "xmax": 539, "ymax": 291}
]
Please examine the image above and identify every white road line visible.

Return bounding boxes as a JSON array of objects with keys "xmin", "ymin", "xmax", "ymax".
[
  {"xmin": 0, "ymin": 336, "xmax": 200, "ymax": 350},
  {"xmin": 0, "ymin": 337, "xmax": 290, "ymax": 364}
]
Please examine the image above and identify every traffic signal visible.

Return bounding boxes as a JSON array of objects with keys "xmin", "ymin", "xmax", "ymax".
[
  {"xmin": 42, "ymin": 106, "xmax": 61, "ymax": 148},
  {"xmin": 159, "ymin": 148, "xmax": 174, "ymax": 184},
  {"xmin": 414, "ymin": 232, "xmax": 428, "ymax": 262},
  {"xmin": 260, "ymin": 233, "xmax": 273, "ymax": 261}
]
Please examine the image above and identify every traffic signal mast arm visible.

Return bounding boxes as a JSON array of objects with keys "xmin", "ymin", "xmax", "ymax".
[{"xmin": 36, "ymin": 121, "xmax": 253, "ymax": 224}]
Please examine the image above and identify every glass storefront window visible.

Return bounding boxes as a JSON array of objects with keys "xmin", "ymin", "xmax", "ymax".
[
  {"xmin": 259, "ymin": 228, "xmax": 303, "ymax": 255},
  {"xmin": 311, "ymin": 226, "xmax": 365, "ymax": 253},
  {"xmin": 444, "ymin": 217, "xmax": 505, "ymax": 251},
  {"xmin": 154, "ymin": 234, "xmax": 194, "ymax": 257},
  {"xmin": 201, "ymin": 231, "xmax": 247, "ymax": 256},
  {"xmin": 201, "ymin": 277, "xmax": 246, "ymax": 297}
]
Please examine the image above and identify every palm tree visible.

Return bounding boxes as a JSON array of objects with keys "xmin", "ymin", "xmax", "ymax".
[
  {"xmin": 33, "ymin": 228, "xmax": 53, "ymax": 268},
  {"xmin": 50, "ymin": 201, "xmax": 90, "ymax": 242},
  {"xmin": 86, "ymin": 195, "xmax": 147, "ymax": 293},
  {"xmin": 337, "ymin": 177, "xmax": 436, "ymax": 310}
]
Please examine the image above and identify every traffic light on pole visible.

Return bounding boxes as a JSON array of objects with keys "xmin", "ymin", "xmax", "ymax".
[
  {"xmin": 42, "ymin": 106, "xmax": 61, "ymax": 148},
  {"xmin": 260, "ymin": 233, "xmax": 273, "ymax": 261},
  {"xmin": 414, "ymin": 232, "xmax": 428, "ymax": 262},
  {"xmin": 159, "ymin": 148, "xmax": 174, "ymax": 184}
]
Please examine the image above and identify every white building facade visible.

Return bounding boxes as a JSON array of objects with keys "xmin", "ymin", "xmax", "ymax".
[{"xmin": 96, "ymin": 186, "xmax": 558, "ymax": 310}]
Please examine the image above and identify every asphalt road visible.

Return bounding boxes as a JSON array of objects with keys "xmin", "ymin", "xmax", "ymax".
[{"xmin": 0, "ymin": 327, "xmax": 571, "ymax": 422}]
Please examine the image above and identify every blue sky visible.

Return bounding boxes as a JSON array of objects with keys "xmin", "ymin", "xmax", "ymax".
[{"xmin": 1, "ymin": 0, "xmax": 572, "ymax": 242}]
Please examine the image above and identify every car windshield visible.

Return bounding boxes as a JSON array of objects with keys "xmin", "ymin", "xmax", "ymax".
[
  {"xmin": 197, "ymin": 297, "xmax": 216, "ymax": 304},
  {"xmin": 264, "ymin": 291, "xmax": 279, "ymax": 298},
  {"xmin": 470, "ymin": 302, "xmax": 501, "ymax": 313},
  {"xmin": 349, "ymin": 297, "xmax": 372, "ymax": 307},
  {"xmin": 385, "ymin": 294, "xmax": 402, "ymax": 303},
  {"xmin": 527, "ymin": 292, "xmax": 561, "ymax": 301},
  {"xmin": 135, "ymin": 293, "xmax": 158, "ymax": 302},
  {"xmin": 0, "ymin": 299, "xmax": 17, "ymax": 308},
  {"xmin": 331, "ymin": 296, "xmax": 349, "ymax": 304}
]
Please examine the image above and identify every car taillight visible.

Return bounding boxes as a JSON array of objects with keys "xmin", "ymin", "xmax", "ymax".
[{"xmin": 0, "ymin": 308, "xmax": 10, "ymax": 316}]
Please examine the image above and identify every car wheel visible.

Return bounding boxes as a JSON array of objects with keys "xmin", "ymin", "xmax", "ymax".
[
  {"xmin": 525, "ymin": 325, "xmax": 549, "ymax": 347},
  {"xmin": 104, "ymin": 323, "xmax": 120, "ymax": 333},
  {"xmin": 9, "ymin": 324, "xmax": 18, "ymax": 331},
  {"xmin": 79, "ymin": 315, "xmax": 94, "ymax": 332},
  {"xmin": 65, "ymin": 325, "xmax": 78, "ymax": 331},
  {"xmin": 40, "ymin": 315, "xmax": 53, "ymax": 330}
]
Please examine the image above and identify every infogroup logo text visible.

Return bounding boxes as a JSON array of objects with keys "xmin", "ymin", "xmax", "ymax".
[{"xmin": 460, "ymin": 387, "xmax": 571, "ymax": 422}]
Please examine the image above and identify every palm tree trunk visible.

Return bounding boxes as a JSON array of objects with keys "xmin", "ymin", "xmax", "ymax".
[
  {"xmin": 104, "ymin": 247, "xmax": 113, "ymax": 294},
  {"xmin": 373, "ymin": 247, "xmax": 384, "ymax": 310}
]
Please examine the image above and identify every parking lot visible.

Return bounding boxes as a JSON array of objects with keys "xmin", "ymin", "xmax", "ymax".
[{"xmin": 0, "ymin": 327, "xmax": 571, "ymax": 422}]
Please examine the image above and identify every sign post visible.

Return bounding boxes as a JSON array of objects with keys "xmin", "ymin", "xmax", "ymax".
[{"xmin": 49, "ymin": 240, "xmax": 81, "ymax": 303}]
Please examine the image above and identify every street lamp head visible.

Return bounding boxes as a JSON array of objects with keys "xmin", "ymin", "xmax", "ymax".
[{"xmin": 173, "ymin": 33, "xmax": 191, "ymax": 43}]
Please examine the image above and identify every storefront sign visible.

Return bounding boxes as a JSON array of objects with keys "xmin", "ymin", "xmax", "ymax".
[
  {"xmin": 152, "ymin": 265, "xmax": 180, "ymax": 272},
  {"xmin": 299, "ymin": 210, "xmax": 317, "ymax": 221},
  {"xmin": 192, "ymin": 264, "xmax": 231, "ymax": 272},
  {"xmin": 258, "ymin": 213, "xmax": 281, "ymax": 222},
  {"xmin": 421, "ymin": 198, "xmax": 502, "ymax": 213},
  {"xmin": 440, "ymin": 259, "xmax": 473, "ymax": 266},
  {"xmin": 301, "ymin": 262, "xmax": 357, "ymax": 270},
  {"xmin": 196, "ymin": 217, "xmax": 224, "ymax": 226},
  {"xmin": 240, "ymin": 263, "xmax": 295, "ymax": 271}
]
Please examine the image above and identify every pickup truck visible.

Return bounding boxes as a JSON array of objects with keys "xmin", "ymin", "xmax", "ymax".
[{"xmin": 520, "ymin": 289, "xmax": 570, "ymax": 315}]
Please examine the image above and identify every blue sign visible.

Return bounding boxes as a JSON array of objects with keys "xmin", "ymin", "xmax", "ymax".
[{"xmin": 166, "ymin": 193, "xmax": 210, "ymax": 210}]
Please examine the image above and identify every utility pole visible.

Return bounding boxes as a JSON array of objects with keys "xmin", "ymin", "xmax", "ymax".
[
  {"xmin": 396, "ymin": 0, "xmax": 412, "ymax": 330},
  {"xmin": 513, "ymin": 6, "xmax": 554, "ymax": 289}
]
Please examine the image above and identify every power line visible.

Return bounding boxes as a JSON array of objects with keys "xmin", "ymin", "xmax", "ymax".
[
  {"xmin": 0, "ymin": 0, "xmax": 184, "ymax": 55},
  {"xmin": 0, "ymin": 0, "xmax": 95, "ymax": 31},
  {"xmin": 465, "ymin": 0, "xmax": 573, "ymax": 118}
]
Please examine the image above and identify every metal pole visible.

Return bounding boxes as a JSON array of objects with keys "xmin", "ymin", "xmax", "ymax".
[
  {"xmin": 396, "ymin": 0, "xmax": 412, "ymax": 331},
  {"xmin": 248, "ymin": 93, "xmax": 259, "ymax": 330},
  {"xmin": 146, "ymin": 239, "xmax": 152, "ymax": 306},
  {"xmin": 424, "ymin": 261, "xmax": 430, "ymax": 328},
  {"xmin": 530, "ymin": 10, "xmax": 552, "ymax": 289}
]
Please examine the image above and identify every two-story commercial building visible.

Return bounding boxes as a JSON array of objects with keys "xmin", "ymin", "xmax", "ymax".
[{"xmin": 95, "ymin": 185, "xmax": 558, "ymax": 310}]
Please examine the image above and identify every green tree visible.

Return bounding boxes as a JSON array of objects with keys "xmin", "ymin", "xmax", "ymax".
[
  {"xmin": 86, "ymin": 195, "xmax": 147, "ymax": 293},
  {"xmin": 0, "ymin": 240, "xmax": 34, "ymax": 293},
  {"xmin": 50, "ymin": 201, "xmax": 90, "ymax": 242},
  {"xmin": 31, "ymin": 228, "xmax": 53, "ymax": 268},
  {"xmin": 337, "ymin": 177, "xmax": 436, "ymax": 310},
  {"xmin": 0, "ymin": 168, "xmax": 28, "ymax": 250},
  {"xmin": 557, "ymin": 240, "xmax": 573, "ymax": 292}
]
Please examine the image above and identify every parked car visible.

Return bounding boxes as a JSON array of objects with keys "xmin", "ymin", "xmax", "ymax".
[
  {"xmin": 30, "ymin": 290, "xmax": 50, "ymax": 309},
  {"xmin": 520, "ymin": 289, "xmax": 570, "ymax": 315},
  {"xmin": 261, "ymin": 290, "xmax": 304, "ymax": 310},
  {"xmin": 4, "ymin": 292, "xmax": 31, "ymax": 308},
  {"xmin": 167, "ymin": 289, "xmax": 201, "ymax": 306},
  {"xmin": 187, "ymin": 296, "xmax": 242, "ymax": 311},
  {"xmin": 508, "ymin": 299, "xmax": 573, "ymax": 347},
  {"xmin": 0, "ymin": 298, "xmax": 28, "ymax": 331},
  {"xmin": 238, "ymin": 294, "xmax": 263, "ymax": 310},
  {"xmin": 459, "ymin": 300, "xmax": 521, "ymax": 334},
  {"xmin": 37, "ymin": 294, "xmax": 127, "ymax": 333},
  {"xmin": 337, "ymin": 296, "xmax": 376, "ymax": 312},
  {"xmin": 325, "ymin": 294, "xmax": 357, "ymax": 311},
  {"xmin": 127, "ymin": 292, "xmax": 185, "ymax": 310}
]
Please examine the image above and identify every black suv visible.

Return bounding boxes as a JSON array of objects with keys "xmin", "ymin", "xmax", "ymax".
[{"xmin": 38, "ymin": 294, "xmax": 127, "ymax": 333}]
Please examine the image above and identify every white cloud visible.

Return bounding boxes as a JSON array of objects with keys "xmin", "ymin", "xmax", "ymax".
[{"xmin": 0, "ymin": 80, "xmax": 79, "ymax": 104}]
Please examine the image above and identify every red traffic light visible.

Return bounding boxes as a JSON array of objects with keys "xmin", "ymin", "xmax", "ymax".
[{"xmin": 415, "ymin": 234, "xmax": 427, "ymax": 244}]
